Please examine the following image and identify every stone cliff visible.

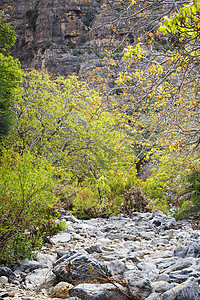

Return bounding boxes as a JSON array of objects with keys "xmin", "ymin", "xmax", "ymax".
[
  {"xmin": 2, "ymin": 0, "xmax": 182, "ymax": 76},
  {"xmin": 1, "ymin": 0, "xmax": 140, "ymax": 76}
]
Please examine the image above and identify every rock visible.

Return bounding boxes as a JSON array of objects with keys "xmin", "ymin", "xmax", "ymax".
[
  {"xmin": 53, "ymin": 250, "xmax": 110, "ymax": 283},
  {"xmin": 25, "ymin": 268, "xmax": 52, "ymax": 289},
  {"xmin": 52, "ymin": 281, "xmax": 74, "ymax": 298},
  {"xmin": 0, "ymin": 267, "xmax": 20, "ymax": 284},
  {"xmin": 0, "ymin": 211, "xmax": 200, "ymax": 300},
  {"xmin": 173, "ymin": 242, "xmax": 200, "ymax": 258},
  {"xmin": 69, "ymin": 283, "xmax": 130, "ymax": 300},
  {"xmin": 145, "ymin": 293, "xmax": 160, "ymax": 300},
  {"xmin": 85, "ymin": 245, "xmax": 102, "ymax": 254},
  {"xmin": 50, "ymin": 232, "xmax": 71, "ymax": 244},
  {"xmin": 15, "ymin": 259, "xmax": 42, "ymax": 273},
  {"xmin": 153, "ymin": 220, "xmax": 161, "ymax": 227},
  {"xmin": 66, "ymin": 298, "xmax": 82, "ymax": 300},
  {"xmin": 0, "ymin": 291, "xmax": 9, "ymax": 298},
  {"xmin": 124, "ymin": 269, "xmax": 152, "ymax": 299},
  {"xmin": 0, "ymin": 276, "xmax": 8, "ymax": 287},
  {"xmin": 107, "ymin": 260, "xmax": 125, "ymax": 275},
  {"xmin": 105, "ymin": 233, "xmax": 124, "ymax": 240},
  {"xmin": 162, "ymin": 258, "xmax": 193, "ymax": 274},
  {"xmin": 152, "ymin": 281, "xmax": 176, "ymax": 293},
  {"xmin": 64, "ymin": 214, "xmax": 80, "ymax": 223},
  {"xmin": 160, "ymin": 278, "xmax": 199, "ymax": 300}
]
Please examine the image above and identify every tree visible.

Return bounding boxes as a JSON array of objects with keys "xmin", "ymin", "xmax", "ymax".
[
  {"xmin": 115, "ymin": 0, "xmax": 200, "ymax": 152},
  {"xmin": 6, "ymin": 69, "xmax": 141, "ymax": 218},
  {"xmin": 0, "ymin": 11, "xmax": 22, "ymax": 140}
]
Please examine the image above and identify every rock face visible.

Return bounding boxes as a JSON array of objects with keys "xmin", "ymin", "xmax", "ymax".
[
  {"xmin": 1, "ymin": 211, "xmax": 200, "ymax": 299},
  {"xmin": 2, "ymin": 0, "xmax": 126, "ymax": 76},
  {"xmin": 2, "ymin": 0, "xmax": 173, "ymax": 76}
]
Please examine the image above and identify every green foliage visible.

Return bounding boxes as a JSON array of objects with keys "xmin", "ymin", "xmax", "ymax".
[
  {"xmin": 72, "ymin": 49, "xmax": 78, "ymax": 56},
  {"xmin": 80, "ymin": 36, "xmax": 87, "ymax": 44},
  {"xmin": 0, "ymin": 149, "xmax": 60, "ymax": 263},
  {"xmin": 99, "ymin": 53, "xmax": 108, "ymax": 59},
  {"xmin": 174, "ymin": 169, "xmax": 200, "ymax": 219},
  {"xmin": 121, "ymin": 187, "xmax": 150, "ymax": 216},
  {"xmin": 25, "ymin": 8, "xmax": 38, "ymax": 31},
  {"xmin": 45, "ymin": 40, "xmax": 51, "ymax": 48},
  {"xmin": 0, "ymin": 16, "xmax": 22, "ymax": 142},
  {"xmin": 84, "ymin": 11, "xmax": 95, "ymax": 28},
  {"xmin": 0, "ymin": 17, "xmax": 16, "ymax": 53},
  {"xmin": 68, "ymin": 43, "xmax": 76, "ymax": 49},
  {"xmin": 71, "ymin": 168, "xmax": 140, "ymax": 218},
  {"xmin": 88, "ymin": 48, "xmax": 93, "ymax": 54},
  {"xmin": 6, "ymin": 70, "xmax": 142, "ymax": 219}
]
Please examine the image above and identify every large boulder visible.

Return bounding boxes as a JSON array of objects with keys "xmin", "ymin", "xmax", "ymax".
[
  {"xmin": 160, "ymin": 278, "xmax": 200, "ymax": 300},
  {"xmin": 173, "ymin": 242, "xmax": 200, "ymax": 258},
  {"xmin": 53, "ymin": 249, "xmax": 110, "ymax": 283},
  {"xmin": 69, "ymin": 282, "xmax": 130, "ymax": 300},
  {"xmin": 124, "ymin": 269, "xmax": 152, "ymax": 299}
]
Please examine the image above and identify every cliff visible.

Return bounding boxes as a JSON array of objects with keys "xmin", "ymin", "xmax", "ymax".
[{"xmin": 1, "ymin": 0, "xmax": 141, "ymax": 75}]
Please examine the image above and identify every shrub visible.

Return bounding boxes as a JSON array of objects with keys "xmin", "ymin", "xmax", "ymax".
[
  {"xmin": 0, "ymin": 149, "xmax": 60, "ymax": 263},
  {"xmin": 71, "ymin": 168, "xmax": 141, "ymax": 219},
  {"xmin": 45, "ymin": 40, "xmax": 51, "ymax": 49},
  {"xmin": 72, "ymin": 49, "xmax": 78, "ymax": 56},
  {"xmin": 99, "ymin": 53, "xmax": 108, "ymax": 59},
  {"xmin": 174, "ymin": 169, "xmax": 200, "ymax": 220},
  {"xmin": 80, "ymin": 36, "xmax": 87, "ymax": 44},
  {"xmin": 68, "ymin": 43, "xmax": 76, "ymax": 49},
  {"xmin": 120, "ymin": 187, "xmax": 151, "ymax": 216},
  {"xmin": 25, "ymin": 8, "xmax": 38, "ymax": 31}
]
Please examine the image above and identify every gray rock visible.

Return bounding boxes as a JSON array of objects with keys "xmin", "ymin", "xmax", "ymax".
[
  {"xmin": 152, "ymin": 281, "xmax": 176, "ymax": 293},
  {"xmin": 85, "ymin": 245, "xmax": 102, "ymax": 254},
  {"xmin": 124, "ymin": 269, "xmax": 152, "ymax": 299},
  {"xmin": 168, "ymin": 269, "xmax": 199, "ymax": 282},
  {"xmin": 69, "ymin": 283, "xmax": 130, "ymax": 300},
  {"xmin": 0, "ymin": 291, "xmax": 9, "ymax": 299},
  {"xmin": 64, "ymin": 214, "xmax": 80, "ymax": 223},
  {"xmin": 162, "ymin": 258, "xmax": 194, "ymax": 274},
  {"xmin": 65, "ymin": 298, "xmax": 82, "ymax": 300},
  {"xmin": 15, "ymin": 259, "xmax": 41, "ymax": 273},
  {"xmin": 0, "ymin": 276, "xmax": 8, "ymax": 287},
  {"xmin": 160, "ymin": 278, "xmax": 200, "ymax": 300},
  {"xmin": 108, "ymin": 260, "xmax": 125, "ymax": 275},
  {"xmin": 0, "ymin": 267, "xmax": 20, "ymax": 284},
  {"xmin": 50, "ymin": 232, "xmax": 71, "ymax": 244},
  {"xmin": 173, "ymin": 241, "xmax": 200, "ymax": 258},
  {"xmin": 105, "ymin": 233, "xmax": 124, "ymax": 240},
  {"xmin": 145, "ymin": 292, "xmax": 160, "ymax": 300},
  {"xmin": 25, "ymin": 268, "xmax": 52, "ymax": 289},
  {"xmin": 53, "ymin": 250, "xmax": 110, "ymax": 283}
]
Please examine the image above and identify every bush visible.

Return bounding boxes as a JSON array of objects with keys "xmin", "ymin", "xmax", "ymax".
[
  {"xmin": 25, "ymin": 8, "xmax": 38, "ymax": 31},
  {"xmin": 68, "ymin": 43, "xmax": 76, "ymax": 49},
  {"xmin": 72, "ymin": 49, "xmax": 78, "ymax": 56},
  {"xmin": 70, "ymin": 169, "xmax": 141, "ymax": 219},
  {"xmin": 45, "ymin": 40, "xmax": 51, "ymax": 49},
  {"xmin": 174, "ymin": 169, "xmax": 200, "ymax": 220},
  {"xmin": 80, "ymin": 36, "xmax": 87, "ymax": 44},
  {"xmin": 120, "ymin": 187, "xmax": 151, "ymax": 216},
  {"xmin": 0, "ymin": 149, "xmax": 60, "ymax": 263}
]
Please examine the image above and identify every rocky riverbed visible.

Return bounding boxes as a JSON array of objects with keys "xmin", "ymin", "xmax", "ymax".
[{"xmin": 1, "ymin": 210, "xmax": 200, "ymax": 300}]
